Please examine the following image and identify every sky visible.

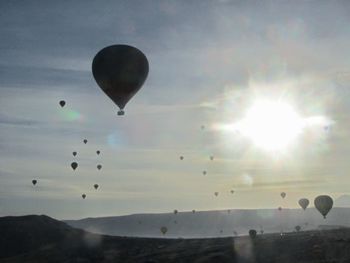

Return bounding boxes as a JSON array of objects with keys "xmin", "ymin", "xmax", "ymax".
[{"xmin": 1, "ymin": 0, "xmax": 350, "ymax": 219}]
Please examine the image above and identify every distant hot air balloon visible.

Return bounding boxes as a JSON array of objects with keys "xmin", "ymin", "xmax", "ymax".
[
  {"xmin": 202, "ymin": 171, "xmax": 207, "ymax": 175},
  {"xmin": 71, "ymin": 162, "xmax": 78, "ymax": 170},
  {"xmin": 249, "ymin": 229, "xmax": 257, "ymax": 239},
  {"xmin": 298, "ymin": 198, "xmax": 310, "ymax": 210},
  {"xmin": 160, "ymin": 226, "xmax": 168, "ymax": 235},
  {"xmin": 97, "ymin": 164, "xmax": 102, "ymax": 170},
  {"xmin": 192, "ymin": 210, "xmax": 195, "ymax": 213},
  {"xmin": 94, "ymin": 184, "xmax": 99, "ymax": 190},
  {"xmin": 295, "ymin": 225, "xmax": 301, "ymax": 232},
  {"xmin": 72, "ymin": 151, "xmax": 77, "ymax": 157},
  {"xmin": 32, "ymin": 180, "xmax": 37, "ymax": 186},
  {"xmin": 83, "ymin": 139, "xmax": 88, "ymax": 144},
  {"xmin": 96, "ymin": 150, "xmax": 100, "ymax": 155},
  {"xmin": 92, "ymin": 45, "xmax": 149, "ymax": 115},
  {"xmin": 210, "ymin": 156, "xmax": 214, "ymax": 161},
  {"xmin": 82, "ymin": 194, "xmax": 86, "ymax": 199},
  {"xmin": 314, "ymin": 195, "xmax": 333, "ymax": 219},
  {"xmin": 180, "ymin": 156, "xmax": 184, "ymax": 160},
  {"xmin": 174, "ymin": 209, "xmax": 178, "ymax": 215},
  {"xmin": 278, "ymin": 207, "xmax": 282, "ymax": 211},
  {"xmin": 281, "ymin": 192, "xmax": 286, "ymax": 199},
  {"xmin": 59, "ymin": 100, "xmax": 66, "ymax": 107},
  {"xmin": 230, "ymin": 190, "xmax": 234, "ymax": 194},
  {"xmin": 214, "ymin": 192, "xmax": 219, "ymax": 197}
]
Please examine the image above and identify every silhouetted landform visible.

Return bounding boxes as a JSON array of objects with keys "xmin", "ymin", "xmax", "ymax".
[
  {"xmin": 2, "ymin": 215, "xmax": 350, "ymax": 262},
  {"xmin": 65, "ymin": 207, "xmax": 350, "ymax": 238}
]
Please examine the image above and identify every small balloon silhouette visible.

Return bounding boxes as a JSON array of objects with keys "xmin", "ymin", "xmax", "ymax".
[
  {"xmin": 83, "ymin": 139, "xmax": 88, "ymax": 144},
  {"xmin": 96, "ymin": 150, "xmax": 100, "ymax": 155},
  {"xmin": 94, "ymin": 184, "xmax": 99, "ymax": 190},
  {"xmin": 97, "ymin": 164, "xmax": 102, "ymax": 170},
  {"xmin": 32, "ymin": 180, "xmax": 37, "ymax": 186},
  {"xmin": 82, "ymin": 194, "xmax": 86, "ymax": 199},
  {"xmin": 59, "ymin": 100, "xmax": 66, "ymax": 107},
  {"xmin": 72, "ymin": 151, "xmax": 77, "ymax": 156},
  {"xmin": 71, "ymin": 162, "xmax": 78, "ymax": 170}
]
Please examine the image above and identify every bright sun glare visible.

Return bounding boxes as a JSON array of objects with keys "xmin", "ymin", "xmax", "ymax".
[{"xmin": 236, "ymin": 100, "xmax": 303, "ymax": 151}]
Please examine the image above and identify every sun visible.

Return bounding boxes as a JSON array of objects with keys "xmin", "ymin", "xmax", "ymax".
[{"xmin": 235, "ymin": 100, "xmax": 303, "ymax": 151}]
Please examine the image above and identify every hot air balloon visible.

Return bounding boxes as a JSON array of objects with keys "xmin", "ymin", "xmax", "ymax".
[
  {"xmin": 83, "ymin": 139, "xmax": 88, "ymax": 144},
  {"xmin": 94, "ymin": 184, "xmax": 99, "ymax": 190},
  {"xmin": 32, "ymin": 180, "xmax": 37, "ymax": 186},
  {"xmin": 281, "ymin": 192, "xmax": 286, "ymax": 199},
  {"xmin": 97, "ymin": 164, "xmax": 102, "ymax": 170},
  {"xmin": 92, "ymin": 45, "xmax": 149, "ymax": 115},
  {"xmin": 160, "ymin": 226, "xmax": 167, "ymax": 235},
  {"xmin": 230, "ymin": 190, "xmax": 234, "ymax": 194},
  {"xmin": 96, "ymin": 150, "xmax": 100, "ymax": 155},
  {"xmin": 180, "ymin": 156, "xmax": 184, "ymax": 160},
  {"xmin": 192, "ymin": 210, "xmax": 195, "ymax": 213},
  {"xmin": 59, "ymin": 100, "xmax": 65, "ymax": 107},
  {"xmin": 72, "ymin": 151, "xmax": 77, "ymax": 157},
  {"xmin": 210, "ymin": 156, "xmax": 214, "ymax": 161},
  {"xmin": 295, "ymin": 225, "xmax": 301, "ymax": 232},
  {"xmin": 214, "ymin": 192, "xmax": 219, "ymax": 197},
  {"xmin": 298, "ymin": 198, "xmax": 310, "ymax": 210},
  {"xmin": 71, "ymin": 162, "xmax": 78, "ymax": 170},
  {"xmin": 278, "ymin": 207, "xmax": 282, "ymax": 211},
  {"xmin": 202, "ymin": 171, "xmax": 207, "ymax": 175},
  {"xmin": 249, "ymin": 229, "xmax": 257, "ymax": 239},
  {"xmin": 314, "ymin": 195, "xmax": 333, "ymax": 219},
  {"xmin": 82, "ymin": 194, "xmax": 86, "ymax": 199},
  {"xmin": 174, "ymin": 209, "xmax": 178, "ymax": 215}
]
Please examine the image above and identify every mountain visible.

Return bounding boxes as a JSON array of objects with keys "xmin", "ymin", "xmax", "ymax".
[
  {"xmin": 335, "ymin": 195, "xmax": 350, "ymax": 207},
  {"xmin": 65, "ymin": 208, "xmax": 350, "ymax": 238},
  {"xmin": 2, "ymin": 215, "xmax": 350, "ymax": 262}
]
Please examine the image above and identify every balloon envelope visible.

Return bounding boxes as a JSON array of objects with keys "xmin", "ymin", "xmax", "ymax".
[
  {"xmin": 71, "ymin": 162, "xmax": 78, "ymax": 170},
  {"xmin": 59, "ymin": 100, "xmax": 65, "ymax": 107},
  {"xmin": 32, "ymin": 180, "xmax": 37, "ymax": 186},
  {"xmin": 83, "ymin": 139, "xmax": 88, "ymax": 144},
  {"xmin": 94, "ymin": 184, "xmax": 99, "ymax": 190},
  {"xmin": 96, "ymin": 150, "xmax": 100, "ymax": 155},
  {"xmin": 281, "ymin": 192, "xmax": 286, "ymax": 199},
  {"xmin": 160, "ymin": 226, "xmax": 167, "ymax": 235},
  {"xmin": 298, "ymin": 198, "xmax": 310, "ymax": 210},
  {"xmin": 72, "ymin": 151, "xmax": 77, "ymax": 156},
  {"xmin": 249, "ymin": 229, "xmax": 257, "ymax": 239},
  {"xmin": 92, "ymin": 45, "xmax": 149, "ymax": 112},
  {"xmin": 97, "ymin": 164, "xmax": 102, "ymax": 170},
  {"xmin": 82, "ymin": 194, "xmax": 86, "ymax": 199},
  {"xmin": 314, "ymin": 195, "xmax": 333, "ymax": 218}
]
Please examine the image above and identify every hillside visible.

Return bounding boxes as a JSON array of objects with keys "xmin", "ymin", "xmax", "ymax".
[
  {"xmin": 65, "ymin": 208, "xmax": 350, "ymax": 238},
  {"xmin": 2, "ymin": 215, "xmax": 350, "ymax": 262}
]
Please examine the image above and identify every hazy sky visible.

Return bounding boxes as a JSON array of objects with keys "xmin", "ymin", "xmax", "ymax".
[{"xmin": 1, "ymin": 1, "xmax": 350, "ymax": 219}]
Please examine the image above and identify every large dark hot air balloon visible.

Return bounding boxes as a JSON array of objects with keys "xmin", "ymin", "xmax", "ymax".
[
  {"xmin": 32, "ymin": 180, "xmax": 37, "ymax": 186},
  {"xmin": 96, "ymin": 150, "xmax": 100, "ymax": 155},
  {"xmin": 82, "ymin": 194, "xmax": 86, "ymax": 199},
  {"xmin": 97, "ymin": 164, "xmax": 102, "ymax": 170},
  {"xmin": 92, "ymin": 45, "xmax": 149, "ymax": 115},
  {"xmin": 94, "ymin": 184, "xmax": 99, "ymax": 190},
  {"xmin": 298, "ymin": 198, "xmax": 310, "ymax": 210},
  {"xmin": 83, "ymin": 139, "xmax": 88, "ymax": 144},
  {"xmin": 314, "ymin": 195, "xmax": 333, "ymax": 219},
  {"xmin": 72, "ymin": 151, "xmax": 77, "ymax": 157},
  {"xmin": 281, "ymin": 192, "xmax": 286, "ymax": 199}
]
